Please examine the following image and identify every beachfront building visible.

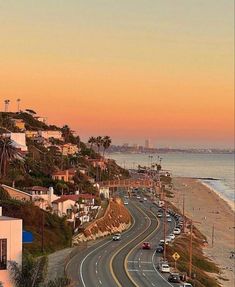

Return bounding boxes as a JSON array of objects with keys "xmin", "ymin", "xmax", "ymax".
[
  {"xmin": 0, "ymin": 207, "xmax": 22, "ymax": 287},
  {"xmin": 38, "ymin": 130, "xmax": 62, "ymax": 140},
  {"xmin": 52, "ymin": 168, "xmax": 77, "ymax": 183}
]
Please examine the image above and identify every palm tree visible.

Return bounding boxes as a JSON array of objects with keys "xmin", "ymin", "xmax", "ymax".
[
  {"xmin": 95, "ymin": 136, "xmax": 103, "ymax": 154},
  {"xmin": 88, "ymin": 136, "xmax": 96, "ymax": 152},
  {"xmin": 102, "ymin": 136, "xmax": 112, "ymax": 157},
  {"xmin": 0, "ymin": 137, "xmax": 20, "ymax": 178}
]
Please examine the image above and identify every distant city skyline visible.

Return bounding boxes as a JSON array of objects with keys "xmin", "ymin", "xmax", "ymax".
[{"xmin": 0, "ymin": 1, "xmax": 234, "ymax": 149}]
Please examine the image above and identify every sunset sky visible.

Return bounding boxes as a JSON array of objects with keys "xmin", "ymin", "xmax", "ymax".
[{"xmin": 0, "ymin": 1, "xmax": 234, "ymax": 148}]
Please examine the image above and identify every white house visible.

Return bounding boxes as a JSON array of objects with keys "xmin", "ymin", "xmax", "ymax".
[
  {"xmin": 0, "ymin": 207, "xmax": 22, "ymax": 287},
  {"xmin": 2, "ymin": 133, "xmax": 28, "ymax": 152},
  {"xmin": 99, "ymin": 187, "xmax": 110, "ymax": 199},
  {"xmin": 38, "ymin": 130, "xmax": 62, "ymax": 140}
]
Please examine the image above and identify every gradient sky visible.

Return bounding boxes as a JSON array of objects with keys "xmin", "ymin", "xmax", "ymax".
[{"xmin": 0, "ymin": 0, "xmax": 234, "ymax": 148}]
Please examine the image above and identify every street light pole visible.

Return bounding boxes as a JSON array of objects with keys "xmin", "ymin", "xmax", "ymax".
[{"xmin": 189, "ymin": 220, "xmax": 193, "ymax": 278}]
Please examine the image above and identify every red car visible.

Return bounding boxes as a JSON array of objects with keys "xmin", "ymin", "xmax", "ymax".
[{"xmin": 142, "ymin": 242, "xmax": 151, "ymax": 249}]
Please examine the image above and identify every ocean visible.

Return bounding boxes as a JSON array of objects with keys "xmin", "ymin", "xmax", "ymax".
[{"xmin": 108, "ymin": 152, "xmax": 235, "ymax": 208}]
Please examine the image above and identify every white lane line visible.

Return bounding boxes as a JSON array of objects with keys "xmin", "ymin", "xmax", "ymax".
[
  {"xmin": 151, "ymin": 250, "xmax": 174, "ymax": 287},
  {"xmin": 127, "ymin": 261, "xmax": 152, "ymax": 264},
  {"xmin": 80, "ymin": 240, "xmax": 112, "ymax": 287}
]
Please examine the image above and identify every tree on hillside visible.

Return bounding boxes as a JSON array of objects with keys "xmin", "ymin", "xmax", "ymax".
[
  {"xmin": 95, "ymin": 136, "xmax": 103, "ymax": 154},
  {"xmin": 0, "ymin": 137, "xmax": 20, "ymax": 178},
  {"xmin": 0, "ymin": 186, "xmax": 10, "ymax": 200},
  {"xmin": 102, "ymin": 136, "xmax": 112, "ymax": 157},
  {"xmin": 9, "ymin": 255, "xmax": 71, "ymax": 287},
  {"xmin": 88, "ymin": 136, "xmax": 96, "ymax": 151}
]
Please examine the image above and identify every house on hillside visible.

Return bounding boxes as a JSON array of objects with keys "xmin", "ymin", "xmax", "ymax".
[
  {"xmin": 39, "ymin": 130, "xmax": 62, "ymax": 140},
  {"xmin": 25, "ymin": 186, "xmax": 59, "ymax": 210},
  {"xmin": 52, "ymin": 193, "xmax": 97, "ymax": 225},
  {"xmin": 33, "ymin": 116, "xmax": 47, "ymax": 124},
  {"xmin": 25, "ymin": 130, "xmax": 38, "ymax": 138},
  {"xmin": 52, "ymin": 168, "xmax": 77, "ymax": 183},
  {"xmin": 10, "ymin": 119, "xmax": 25, "ymax": 131},
  {"xmin": 2, "ymin": 132, "xmax": 28, "ymax": 152},
  {"xmin": 59, "ymin": 143, "xmax": 80, "ymax": 156},
  {"xmin": 0, "ymin": 207, "xmax": 22, "ymax": 287},
  {"xmin": 1, "ymin": 185, "xmax": 59, "ymax": 210}
]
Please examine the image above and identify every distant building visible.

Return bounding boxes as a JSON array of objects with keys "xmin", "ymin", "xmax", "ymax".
[
  {"xmin": 145, "ymin": 139, "xmax": 151, "ymax": 149},
  {"xmin": 122, "ymin": 143, "xmax": 129, "ymax": 147},
  {"xmin": 11, "ymin": 119, "xmax": 25, "ymax": 131},
  {"xmin": 39, "ymin": 130, "xmax": 62, "ymax": 140},
  {"xmin": 0, "ymin": 207, "xmax": 22, "ymax": 287},
  {"xmin": 52, "ymin": 168, "xmax": 77, "ymax": 183},
  {"xmin": 3, "ymin": 132, "xmax": 28, "ymax": 152}
]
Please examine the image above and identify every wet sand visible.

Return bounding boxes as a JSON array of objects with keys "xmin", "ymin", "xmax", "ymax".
[{"xmin": 170, "ymin": 177, "xmax": 235, "ymax": 287}]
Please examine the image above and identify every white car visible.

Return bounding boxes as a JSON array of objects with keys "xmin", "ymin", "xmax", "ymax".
[
  {"xmin": 168, "ymin": 233, "xmax": 175, "ymax": 240},
  {"xmin": 112, "ymin": 233, "xmax": 121, "ymax": 241},
  {"xmin": 124, "ymin": 201, "xmax": 128, "ymax": 205},
  {"xmin": 137, "ymin": 196, "xmax": 141, "ymax": 199},
  {"xmin": 166, "ymin": 214, "xmax": 170, "ymax": 218},
  {"xmin": 166, "ymin": 236, "xmax": 173, "ymax": 242},
  {"xmin": 143, "ymin": 197, "xmax": 147, "ymax": 201},
  {"xmin": 167, "ymin": 217, "xmax": 172, "ymax": 222},
  {"xmin": 173, "ymin": 228, "xmax": 181, "ymax": 235},
  {"xmin": 160, "ymin": 263, "xmax": 170, "ymax": 273},
  {"xmin": 180, "ymin": 284, "xmax": 193, "ymax": 287},
  {"xmin": 160, "ymin": 239, "xmax": 169, "ymax": 245}
]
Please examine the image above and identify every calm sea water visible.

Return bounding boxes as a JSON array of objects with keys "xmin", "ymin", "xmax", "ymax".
[{"xmin": 108, "ymin": 153, "xmax": 235, "ymax": 205}]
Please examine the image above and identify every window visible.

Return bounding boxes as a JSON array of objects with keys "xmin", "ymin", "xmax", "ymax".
[{"xmin": 0, "ymin": 239, "xmax": 7, "ymax": 270}]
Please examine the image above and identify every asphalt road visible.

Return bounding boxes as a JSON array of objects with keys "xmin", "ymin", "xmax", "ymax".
[{"xmin": 66, "ymin": 195, "xmax": 181, "ymax": 287}]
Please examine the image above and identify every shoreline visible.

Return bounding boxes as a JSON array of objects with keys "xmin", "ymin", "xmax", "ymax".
[
  {"xmin": 170, "ymin": 177, "xmax": 235, "ymax": 287},
  {"xmin": 199, "ymin": 180, "xmax": 235, "ymax": 212}
]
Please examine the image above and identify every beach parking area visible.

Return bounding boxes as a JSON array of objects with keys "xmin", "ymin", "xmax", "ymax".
[{"xmin": 170, "ymin": 177, "xmax": 235, "ymax": 287}]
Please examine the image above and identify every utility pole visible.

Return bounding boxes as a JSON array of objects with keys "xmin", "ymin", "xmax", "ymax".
[
  {"xmin": 41, "ymin": 211, "xmax": 45, "ymax": 253},
  {"xmin": 163, "ymin": 204, "xmax": 167, "ymax": 261},
  {"xmin": 182, "ymin": 193, "xmax": 185, "ymax": 233},
  {"xmin": 189, "ymin": 220, "xmax": 193, "ymax": 278},
  {"xmin": 212, "ymin": 224, "xmax": 215, "ymax": 247}
]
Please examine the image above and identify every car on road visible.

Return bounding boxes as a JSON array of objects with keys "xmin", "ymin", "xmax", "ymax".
[
  {"xmin": 167, "ymin": 217, "xmax": 172, "ymax": 222},
  {"xmin": 137, "ymin": 195, "xmax": 141, "ymax": 199},
  {"xmin": 112, "ymin": 233, "xmax": 121, "ymax": 241},
  {"xmin": 180, "ymin": 283, "xmax": 193, "ymax": 287},
  {"xmin": 168, "ymin": 233, "xmax": 175, "ymax": 240},
  {"xmin": 124, "ymin": 201, "xmax": 129, "ymax": 205},
  {"xmin": 157, "ymin": 213, "xmax": 163, "ymax": 218},
  {"xmin": 159, "ymin": 263, "xmax": 170, "ymax": 273},
  {"xmin": 173, "ymin": 227, "xmax": 181, "ymax": 235},
  {"xmin": 142, "ymin": 242, "xmax": 151, "ymax": 249},
  {"xmin": 159, "ymin": 239, "xmax": 170, "ymax": 245},
  {"xmin": 168, "ymin": 273, "xmax": 181, "ymax": 283},
  {"xmin": 143, "ymin": 197, "xmax": 147, "ymax": 201},
  {"xmin": 156, "ymin": 245, "xmax": 164, "ymax": 253}
]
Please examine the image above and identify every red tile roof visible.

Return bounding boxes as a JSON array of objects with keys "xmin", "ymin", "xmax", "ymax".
[{"xmin": 52, "ymin": 194, "xmax": 95, "ymax": 204}]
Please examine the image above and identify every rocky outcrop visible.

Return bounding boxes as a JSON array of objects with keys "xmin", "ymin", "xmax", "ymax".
[{"xmin": 73, "ymin": 197, "xmax": 131, "ymax": 244}]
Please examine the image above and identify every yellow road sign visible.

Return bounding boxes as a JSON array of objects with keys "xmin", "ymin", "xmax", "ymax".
[{"xmin": 172, "ymin": 252, "xmax": 180, "ymax": 261}]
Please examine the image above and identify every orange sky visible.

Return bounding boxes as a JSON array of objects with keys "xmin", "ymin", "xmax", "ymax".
[{"xmin": 0, "ymin": 1, "xmax": 234, "ymax": 148}]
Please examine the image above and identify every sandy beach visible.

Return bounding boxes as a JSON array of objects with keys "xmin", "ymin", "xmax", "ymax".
[{"xmin": 170, "ymin": 177, "xmax": 235, "ymax": 287}]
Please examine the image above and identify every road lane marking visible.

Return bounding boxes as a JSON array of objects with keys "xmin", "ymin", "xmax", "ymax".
[
  {"xmin": 124, "ymin": 203, "xmax": 160, "ymax": 287},
  {"xmin": 80, "ymin": 239, "xmax": 112, "ymax": 287}
]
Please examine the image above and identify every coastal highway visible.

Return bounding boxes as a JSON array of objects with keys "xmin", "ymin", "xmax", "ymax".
[{"xmin": 66, "ymin": 197, "xmax": 178, "ymax": 287}]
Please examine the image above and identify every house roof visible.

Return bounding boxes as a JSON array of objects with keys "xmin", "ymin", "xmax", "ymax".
[
  {"xmin": 29, "ymin": 186, "xmax": 48, "ymax": 192},
  {"xmin": 52, "ymin": 168, "xmax": 77, "ymax": 176},
  {"xmin": 52, "ymin": 194, "xmax": 95, "ymax": 204}
]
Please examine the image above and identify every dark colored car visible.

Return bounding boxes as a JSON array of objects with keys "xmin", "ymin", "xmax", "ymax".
[
  {"xmin": 156, "ymin": 245, "xmax": 164, "ymax": 253},
  {"xmin": 168, "ymin": 273, "xmax": 181, "ymax": 283},
  {"xmin": 142, "ymin": 242, "xmax": 151, "ymax": 249}
]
